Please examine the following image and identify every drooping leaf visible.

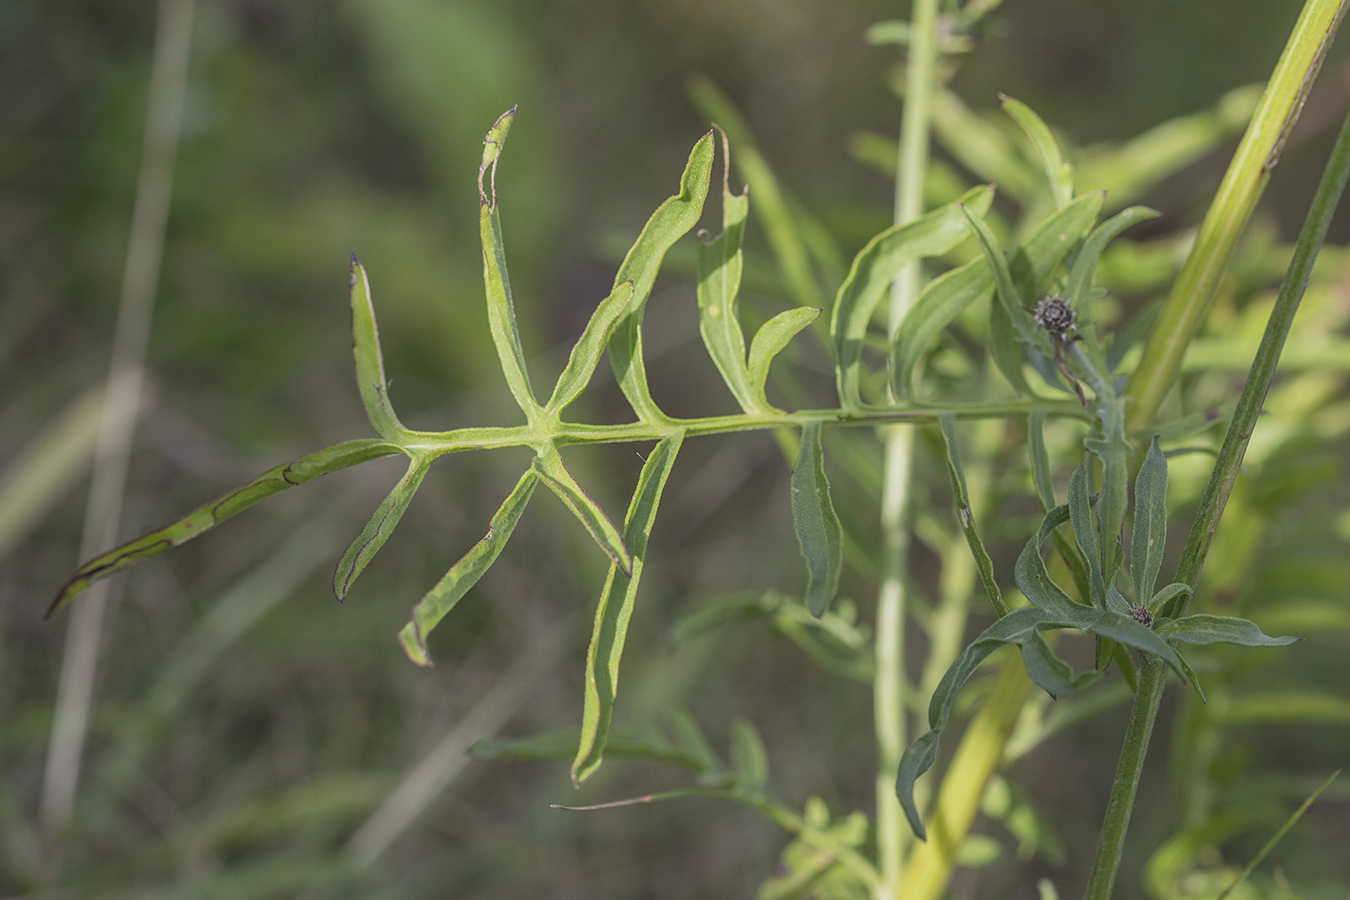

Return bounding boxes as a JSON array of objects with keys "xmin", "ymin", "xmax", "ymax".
[
  {"xmin": 1014, "ymin": 503, "xmax": 1086, "ymax": 619},
  {"xmin": 1021, "ymin": 627, "xmax": 1103, "ymax": 696},
  {"xmin": 1068, "ymin": 465, "xmax": 1105, "ymax": 607},
  {"xmin": 1000, "ymin": 94, "xmax": 1075, "ymax": 208},
  {"xmin": 1153, "ymin": 614, "xmax": 1299, "ymax": 647},
  {"xmin": 937, "ymin": 414, "xmax": 1007, "ymax": 616},
  {"xmin": 791, "ymin": 421, "xmax": 843, "ymax": 616},
  {"xmin": 696, "ymin": 130, "xmax": 758, "ymax": 413},
  {"xmin": 333, "ymin": 454, "xmax": 436, "ymax": 601},
  {"xmin": 478, "ymin": 107, "xmax": 541, "ymax": 420},
  {"xmin": 532, "ymin": 447, "xmax": 631, "ymax": 574},
  {"xmin": 398, "ymin": 469, "xmax": 539, "ymax": 666},
  {"xmin": 1130, "ymin": 436, "xmax": 1169, "ymax": 605},
  {"xmin": 609, "ymin": 133, "xmax": 716, "ymax": 422},
  {"xmin": 545, "ymin": 281, "xmax": 635, "ymax": 417},
  {"xmin": 48, "ymin": 440, "xmax": 404, "ymax": 618},
  {"xmin": 898, "ymin": 605, "xmax": 1051, "ymax": 838},
  {"xmin": 572, "ymin": 432, "xmax": 684, "ymax": 785},
  {"xmin": 831, "ymin": 186, "xmax": 994, "ymax": 408},
  {"xmin": 746, "ymin": 307, "xmax": 820, "ymax": 412},
  {"xmin": 348, "ymin": 257, "xmax": 406, "ymax": 440}
]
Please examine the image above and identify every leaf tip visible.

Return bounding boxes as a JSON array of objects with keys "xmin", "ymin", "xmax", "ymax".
[{"xmin": 398, "ymin": 621, "xmax": 434, "ymax": 668}]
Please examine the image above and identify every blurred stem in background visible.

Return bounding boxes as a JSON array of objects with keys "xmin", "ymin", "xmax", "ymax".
[
  {"xmin": 875, "ymin": 0, "xmax": 940, "ymax": 895},
  {"xmin": 38, "ymin": 0, "xmax": 196, "ymax": 863}
]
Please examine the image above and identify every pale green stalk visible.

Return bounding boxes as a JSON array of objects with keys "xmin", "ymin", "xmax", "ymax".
[{"xmin": 876, "ymin": 0, "xmax": 940, "ymax": 894}]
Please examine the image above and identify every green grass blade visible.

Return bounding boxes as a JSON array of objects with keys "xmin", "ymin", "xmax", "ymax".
[
  {"xmin": 572, "ymin": 431, "xmax": 685, "ymax": 785},
  {"xmin": 791, "ymin": 421, "xmax": 843, "ymax": 617},
  {"xmin": 937, "ymin": 414, "xmax": 1007, "ymax": 617},
  {"xmin": 545, "ymin": 280, "xmax": 634, "ymax": 416},
  {"xmin": 831, "ymin": 185, "xmax": 994, "ymax": 408},
  {"xmin": 1130, "ymin": 437, "xmax": 1168, "ymax": 603},
  {"xmin": 746, "ymin": 307, "xmax": 819, "ymax": 413},
  {"xmin": 333, "ymin": 453, "xmax": 435, "ymax": 601},
  {"xmin": 696, "ymin": 131, "xmax": 757, "ymax": 413},
  {"xmin": 1000, "ymin": 94, "xmax": 1074, "ymax": 208},
  {"xmin": 533, "ymin": 447, "xmax": 631, "ymax": 575},
  {"xmin": 348, "ymin": 256, "xmax": 406, "ymax": 440},
  {"xmin": 478, "ymin": 107, "xmax": 541, "ymax": 421},
  {"xmin": 399, "ymin": 469, "xmax": 539, "ymax": 666},
  {"xmin": 609, "ymin": 132, "xmax": 715, "ymax": 422},
  {"xmin": 48, "ymin": 439, "xmax": 403, "ymax": 617},
  {"xmin": 1214, "ymin": 769, "xmax": 1341, "ymax": 900}
]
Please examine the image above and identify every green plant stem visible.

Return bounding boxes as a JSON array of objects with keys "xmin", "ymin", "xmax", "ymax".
[
  {"xmin": 1124, "ymin": 0, "xmax": 1348, "ymax": 431},
  {"xmin": 877, "ymin": 0, "xmax": 940, "ymax": 893},
  {"xmin": 40, "ymin": 0, "xmax": 195, "ymax": 854},
  {"xmin": 1083, "ymin": 104, "xmax": 1350, "ymax": 900}
]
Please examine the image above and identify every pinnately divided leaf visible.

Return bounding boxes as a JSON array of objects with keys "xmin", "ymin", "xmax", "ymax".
[
  {"xmin": 572, "ymin": 432, "xmax": 685, "ymax": 785},
  {"xmin": 349, "ymin": 256, "xmax": 406, "ymax": 440},
  {"xmin": 532, "ymin": 447, "xmax": 632, "ymax": 575},
  {"xmin": 746, "ymin": 307, "xmax": 820, "ymax": 411},
  {"xmin": 696, "ymin": 129, "xmax": 757, "ymax": 413},
  {"xmin": 831, "ymin": 185, "xmax": 994, "ymax": 408},
  {"xmin": 48, "ymin": 439, "xmax": 404, "ymax": 618},
  {"xmin": 478, "ymin": 107, "xmax": 542, "ymax": 422},
  {"xmin": 545, "ymin": 280, "xmax": 635, "ymax": 417},
  {"xmin": 333, "ymin": 453, "xmax": 436, "ymax": 602},
  {"xmin": 609, "ymin": 132, "xmax": 716, "ymax": 423},
  {"xmin": 399, "ymin": 469, "xmax": 540, "ymax": 666},
  {"xmin": 791, "ymin": 421, "xmax": 843, "ymax": 617}
]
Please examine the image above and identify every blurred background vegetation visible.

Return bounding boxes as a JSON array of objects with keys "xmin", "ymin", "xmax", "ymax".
[{"xmin": 2, "ymin": 1, "xmax": 1348, "ymax": 897}]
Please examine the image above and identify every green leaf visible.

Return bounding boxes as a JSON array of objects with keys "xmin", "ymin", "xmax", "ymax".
[
  {"xmin": 746, "ymin": 307, "xmax": 820, "ymax": 412},
  {"xmin": 48, "ymin": 440, "xmax": 404, "ymax": 618},
  {"xmin": 695, "ymin": 133, "xmax": 756, "ymax": 413},
  {"xmin": 831, "ymin": 186, "xmax": 994, "ymax": 408},
  {"xmin": 348, "ymin": 257, "xmax": 406, "ymax": 440},
  {"xmin": 773, "ymin": 602, "xmax": 874, "ymax": 681},
  {"xmin": 989, "ymin": 299, "xmax": 1033, "ymax": 394},
  {"xmin": 670, "ymin": 591, "xmax": 778, "ymax": 644},
  {"xmin": 333, "ymin": 454, "xmax": 435, "ymax": 601},
  {"xmin": 1028, "ymin": 409, "xmax": 1056, "ymax": 512},
  {"xmin": 1001, "ymin": 94, "xmax": 1074, "ymax": 208},
  {"xmin": 892, "ymin": 193, "xmax": 1101, "ymax": 397},
  {"xmin": 478, "ymin": 107, "xmax": 541, "ymax": 420},
  {"xmin": 572, "ymin": 432, "xmax": 684, "ymax": 785},
  {"xmin": 609, "ymin": 133, "xmax": 716, "ymax": 422},
  {"xmin": 398, "ymin": 469, "xmax": 539, "ymax": 666},
  {"xmin": 938, "ymin": 414, "xmax": 1007, "ymax": 617},
  {"xmin": 1062, "ymin": 206, "xmax": 1160, "ymax": 370},
  {"xmin": 545, "ymin": 281, "xmax": 635, "ymax": 416},
  {"xmin": 1130, "ymin": 436, "xmax": 1168, "ymax": 605},
  {"xmin": 891, "ymin": 257, "xmax": 992, "ymax": 399},
  {"xmin": 730, "ymin": 718, "xmax": 770, "ymax": 797},
  {"xmin": 1219, "ymin": 692, "xmax": 1350, "ymax": 725},
  {"xmin": 1068, "ymin": 465, "xmax": 1105, "ymax": 607},
  {"xmin": 1153, "ymin": 614, "xmax": 1299, "ymax": 647},
  {"xmin": 533, "ymin": 447, "xmax": 631, "ymax": 575},
  {"xmin": 791, "ymin": 422, "xmax": 843, "ymax": 617},
  {"xmin": 1014, "ymin": 503, "xmax": 1085, "ymax": 619},
  {"xmin": 963, "ymin": 204, "xmax": 1048, "ymax": 354},
  {"xmin": 898, "ymin": 605, "xmax": 1051, "ymax": 839},
  {"xmin": 1021, "ymin": 628, "xmax": 1103, "ymax": 696},
  {"xmin": 1086, "ymin": 396, "xmax": 1130, "ymax": 582}
]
